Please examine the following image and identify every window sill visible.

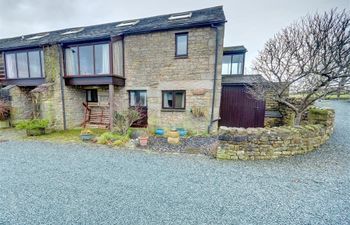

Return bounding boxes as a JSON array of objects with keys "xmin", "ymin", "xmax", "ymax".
[
  {"xmin": 174, "ymin": 55, "xmax": 188, "ymax": 59},
  {"xmin": 161, "ymin": 109, "xmax": 186, "ymax": 112}
]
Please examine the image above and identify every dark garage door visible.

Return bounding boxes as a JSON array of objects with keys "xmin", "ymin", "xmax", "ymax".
[{"xmin": 220, "ymin": 85, "xmax": 265, "ymax": 128}]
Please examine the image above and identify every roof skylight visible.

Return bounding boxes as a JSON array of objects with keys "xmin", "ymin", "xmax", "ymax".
[
  {"xmin": 168, "ymin": 12, "xmax": 192, "ymax": 21},
  {"xmin": 60, "ymin": 28, "xmax": 84, "ymax": 35},
  {"xmin": 27, "ymin": 33, "xmax": 50, "ymax": 40},
  {"xmin": 116, "ymin": 20, "xmax": 140, "ymax": 27}
]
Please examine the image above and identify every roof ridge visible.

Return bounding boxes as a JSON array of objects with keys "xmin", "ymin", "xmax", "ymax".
[{"xmin": 0, "ymin": 5, "xmax": 224, "ymax": 42}]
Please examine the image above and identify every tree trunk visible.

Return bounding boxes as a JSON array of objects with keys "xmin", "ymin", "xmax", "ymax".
[
  {"xmin": 294, "ymin": 112, "xmax": 302, "ymax": 126},
  {"xmin": 337, "ymin": 87, "xmax": 341, "ymax": 100}
]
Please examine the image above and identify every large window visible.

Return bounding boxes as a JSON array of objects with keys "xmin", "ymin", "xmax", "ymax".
[
  {"xmin": 222, "ymin": 53, "xmax": 244, "ymax": 75},
  {"xmin": 5, "ymin": 49, "xmax": 44, "ymax": 79},
  {"xmin": 129, "ymin": 90, "xmax": 147, "ymax": 107},
  {"xmin": 175, "ymin": 33, "xmax": 188, "ymax": 57},
  {"xmin": 65, "ymin": 43, "xmax": 110, "ymax": 76},
  {"xmin": 162, "ymin": 90, "xmax": 186, "ymax": 109}
]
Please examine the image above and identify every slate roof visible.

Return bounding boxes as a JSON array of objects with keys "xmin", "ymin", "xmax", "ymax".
[
  {"xmin": 222, "ymin": 74, "xmax": 267, "ymax": 84},
  {"xmin": 0, "ymin": 6, "xmax": 226, "ymax": 51}
]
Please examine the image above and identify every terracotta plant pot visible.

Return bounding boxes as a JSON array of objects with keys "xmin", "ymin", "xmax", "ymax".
[
  {"xmin": 0, "ymin": 120, "xmax": 10, "ymax": 129},
  {"xmin": 26, "ymin": 128, "xmax": 45, "ymax": 136},
  {"xmin": 139, "ymin": 136, "xmax": 148, "ymax": 146}
]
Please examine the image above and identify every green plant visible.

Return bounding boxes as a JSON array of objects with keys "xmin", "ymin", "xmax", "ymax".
[
  {"xmin": 16, "ymin": 119, "xmax": 49, "ymax": 130},
  {"xmin": 191, "ymin": 106, "xmax": 206, "ymax": 118},
  {"xmin": 113, "ymin": 106, "xmax": 145, "ymax": 135},
  {"xmin": 97, "ymin": 132, "xmax": 130, "ymax": 146},
  {"xmin": 0, "ymin": 100, "xmax": 10, "ymax": 121},
  {"xmin": 80, "ymin": 129, "xmax": 94, "ymax": 135}
]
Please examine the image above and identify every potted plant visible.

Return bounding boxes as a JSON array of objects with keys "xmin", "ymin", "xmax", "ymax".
[
  {"xmin": 80, "ymin": 129, "xmax": 94, "ymax": 141},
  {"xmin": 176, "ymin": 128, "xmax": 188, "ymax": 137},
  {"xmin": 0, "ymin": 100, "xmax": 10, "ymax": 128},
  {"xmin": 168, "ymin": 127, "xmax": 180, "ymax": 144},
  {"xmin": 16, "ymin": 119, "xmax": 49, "ymax": 136},
  {"xmin": 155, "ymin": 128, "xmax": 165, "ymax": 136},
  {"xmin": 139, "ymin": 130, "xmax": 149, "ymax": 146}
]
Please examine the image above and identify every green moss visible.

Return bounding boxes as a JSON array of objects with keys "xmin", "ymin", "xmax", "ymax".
[{"xmin": 308, "ymin": 108, "xmax": 329, "ymax": 116}]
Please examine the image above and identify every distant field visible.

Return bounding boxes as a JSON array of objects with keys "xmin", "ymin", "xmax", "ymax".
[{"xmin": 290, "ymin": 93, "xmax": 350, "ymax": 100}]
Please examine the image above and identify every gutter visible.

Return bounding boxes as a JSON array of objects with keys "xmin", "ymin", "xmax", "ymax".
[
  {"xmin": 58, "ymin": 44, "xmax": 67, "ymax": 130},
  {"xmin": 208, "ymin": 24, "xmax": 220, "ymax": 133}
]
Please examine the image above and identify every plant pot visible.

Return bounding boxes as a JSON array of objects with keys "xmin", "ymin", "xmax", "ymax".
[
  {"xmin": 168, "ymin": 130, "xmax": 180, "ymax": 138},
  {"xmin": 26, "ymin": 128, "xmax": 45, "ymax": 136},
  {"xmin": 176, "ymin": 128, "xmax": 187, "ymax": 137},
  {"xmin": 167, "ymin": 136, "xmax": 180, "ymax": 144},
  {"xmin": 0, "ymin": 120, "xmax": 10, "ymax": 129},
  {"xmin": 80, "ymin": 134, "xmax": 94, "ymax": 141},
  {"xmin": 155, "ymin": 128, "xmax": 165, "ymax": 136},
  {"xmin": 139, "ymin": 137, "xmax": 148, "ymax": 146}
]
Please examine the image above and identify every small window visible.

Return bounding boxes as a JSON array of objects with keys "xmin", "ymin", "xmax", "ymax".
[
  {"xmin": 129, "ymin": 90, "xmax": 147, "ymax": 107},
  {"xmin": 175, "ymin": 33, "xmax": 188, "ymax": 57},
  {"xmin": 86, "ymin": 90, "xmax": 98, "ymax": 102},
  {"xmin": 116, "ymin": 20, "xmax": 139, "ymax": 27},
  {"xmin": 162, "ymin": 90, "xmax": 185, "ymax": 109},
  {"xmin": 168, "ymin": 13, "xmax": 192, "ymax": 21}
]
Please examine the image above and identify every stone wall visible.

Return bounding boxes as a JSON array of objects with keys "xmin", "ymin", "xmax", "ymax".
[
  {"xmin": 120, "ymin": 26, "xmax": 224, "ymax": 133},
  {"xmin": 217, "ymin": 108, "xmax": 335, "ymax": 160},
  {"xmin": 4, "ymin": 86, "xmax": 33, "ymax": 123},
  {"xmin": 3, "ymin": 25, "xmax": 224, "ymax": 132}
]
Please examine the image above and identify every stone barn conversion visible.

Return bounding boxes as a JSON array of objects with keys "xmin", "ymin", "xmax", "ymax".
[{"xmin": 0, "ymin": 6, "xmax": 279, "ymax": 132}]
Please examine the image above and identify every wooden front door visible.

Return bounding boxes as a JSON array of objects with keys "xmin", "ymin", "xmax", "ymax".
[{"xmin": 220, "ymin": 85, "xmax": 265, "ymax": 128}]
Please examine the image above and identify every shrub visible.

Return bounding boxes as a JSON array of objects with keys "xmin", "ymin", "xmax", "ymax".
[
  {"xmin": 113, "ymin": 106, "xmax": 145, "ymax": 135},
  {"xmin": 96, "ymin": 131, "xmax": 130, "ymax": 146},
  {"xmin": 0, "ymin": 100, "xmax": 10, "ymax": 121},
  {"xmin": 15, "ymin": 119, "xmax": 49, "ymax": 130},
  {"xmin": 80, "ymin": 129, "xmax": 94, "ymax": 135},
  {"xmin": 191, "ymin": 106, "xmax": 206, "ymax": 118}
]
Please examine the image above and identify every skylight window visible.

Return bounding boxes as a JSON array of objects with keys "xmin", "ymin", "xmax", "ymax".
[
  {"xmin": 168, "ymin": 12, "xmax": 192, "ymax": 21},
  {"xmin": 27, "ymin": 33, "xmax": 49, "ymax": 40},
  {"xmin": 61, "ymin": 28, "xmax": 84, "ymax": 35},
  {"xmin": 116, "ymin": 20, "xmax": 140, "ymax": 27}
]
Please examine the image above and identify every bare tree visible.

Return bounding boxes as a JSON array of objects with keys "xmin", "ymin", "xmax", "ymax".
[{"xmin": 250, "ymin": 9, "xmax": 350, "ymax": 125}]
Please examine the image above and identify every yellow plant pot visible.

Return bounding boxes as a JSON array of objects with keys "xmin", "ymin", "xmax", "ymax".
[{"xmin": 168, "ymin": 136, "xmax": 180, "ymax": 144}]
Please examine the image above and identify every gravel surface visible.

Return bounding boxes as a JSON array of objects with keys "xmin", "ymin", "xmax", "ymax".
[
  {"xmin": 148, "ymin": 136, "xmax": 219, "ymax": 155},
  {"xmin": 0, "ymin": 100, "xmax": 349, "ymax": 225}
]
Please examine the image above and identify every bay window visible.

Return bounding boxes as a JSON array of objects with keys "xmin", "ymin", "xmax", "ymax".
[
  {"xmin": 65, "ymin": 40, "xmax": 123, "ymax": 76},
  {"xmin": 5, "ymin": 49, "xmax": 44, "ymax": 79}
]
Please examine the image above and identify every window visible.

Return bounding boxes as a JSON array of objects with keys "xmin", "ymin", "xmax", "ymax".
[
  {"xmin": 5, "ymin": 49, "xmax": 44, "ymax": 79},
  {"xmin": 116, "ymin": 20, "xmax": 139, "ymax": 27},
  {"xmin": 65, "ymin": 43, "xmax": 110, "ymax": 76},
  {"xmin": 222, "ymin": 53, "xmax": 244, "ymax": 75},
  {"xmin": 86, "ymin": 90, "xmax": 98, "ymax": 102},
  {"xmin": 162, "ymin": 90, "xmax": 185, "ymax": 109},
  {"xmin": 168, "ymin": 13, "xmax": 192, "ymax": 21},
  {"xmin": 112, "ymin": 40, "xmax": 123, "ymax": 76},
  {"xmin": 175, "ymin": 33, "xmax": 188, "ymax": 57},
  {"xmin": 129, "ymin": 90, "xmax": 147, "ymax": 107}
]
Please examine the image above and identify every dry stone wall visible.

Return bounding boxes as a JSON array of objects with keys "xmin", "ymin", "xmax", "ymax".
[{"xmin": 217, "ymin": 108, "xmax": 335, "ymax": 160}]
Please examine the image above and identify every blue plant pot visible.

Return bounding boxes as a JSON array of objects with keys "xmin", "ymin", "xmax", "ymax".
[
  {"xmin": 155, "ymin": 128, "xmax": 165, "ymax": 136},
  {"xmin": 80, "ymin": 134, "xmax": 93, "ymax": 141},
  {"xmin": 176, "ymin": 128, "xmax": 187, "ymax": 137}
]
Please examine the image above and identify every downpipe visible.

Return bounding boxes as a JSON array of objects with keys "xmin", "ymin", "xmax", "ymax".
[
  {"xmin": 58, "ymin": 44, "xmax": 67, "ymax": 130},
  {"xmin": 208, "ymin": 24, "xmax": 220, "ymax": 133}
]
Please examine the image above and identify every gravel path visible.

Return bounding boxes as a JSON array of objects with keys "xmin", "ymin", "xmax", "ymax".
[{"xmin": 0, "ymin": 100, "xmax": 349, "ymax": 225}]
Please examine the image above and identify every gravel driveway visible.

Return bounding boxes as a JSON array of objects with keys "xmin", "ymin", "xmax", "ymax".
[{"xmin": 0, "ymin": 101, "xmax": 349, "ymax": 225}]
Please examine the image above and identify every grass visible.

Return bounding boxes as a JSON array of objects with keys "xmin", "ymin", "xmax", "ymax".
[
  {"xmin": 324, "ymin": 94, "xmax": 350, "ymax": 100},
  {"xmin": 25, "ymin": 128, "xmax": 107, "ymax": 143}
]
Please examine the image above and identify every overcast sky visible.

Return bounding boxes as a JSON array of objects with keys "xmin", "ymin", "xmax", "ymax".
[{"xmin": 0, "ymin": 0, "xmax": 348, "ymax": 72}]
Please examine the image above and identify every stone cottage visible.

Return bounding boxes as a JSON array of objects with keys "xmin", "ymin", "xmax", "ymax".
[
  {"xmin": 0, "ymin": 6, "xmax": 225, "ymax": 132},
  {"xmin": 0, "ymin": 6, "xmax": 280, "ymax": 132}
]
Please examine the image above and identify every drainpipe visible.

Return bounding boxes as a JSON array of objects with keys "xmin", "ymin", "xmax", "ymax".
[
  {"xmin": 58, "ymin": 44, "xmax": 67, "ymax": 130},
  {"xmin": 208, "ymin": 24, "xmax": 220, "ymax": 133}
]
